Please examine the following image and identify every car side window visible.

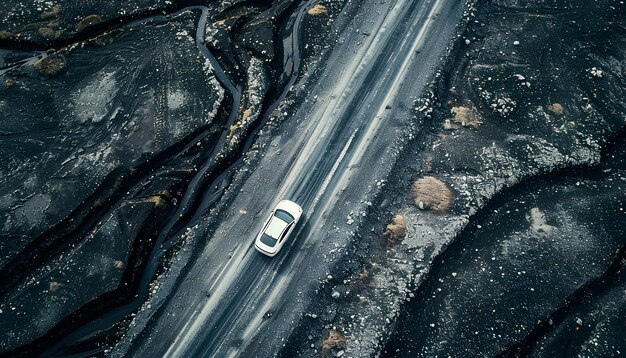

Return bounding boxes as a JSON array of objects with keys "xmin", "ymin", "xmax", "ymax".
[{"xmin": 279, "ymin": 223, "xmax": 293, "ymax": 242}]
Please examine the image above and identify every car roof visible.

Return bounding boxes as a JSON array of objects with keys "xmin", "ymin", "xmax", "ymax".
[{"xmin": 265, "ymin": 215, "xmax": 289, "ymax": 239}]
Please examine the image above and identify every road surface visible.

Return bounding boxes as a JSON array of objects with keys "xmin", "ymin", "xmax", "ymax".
[{"xmin": 116, "ymin": 0, "xmax": 466, "ymax": 356}]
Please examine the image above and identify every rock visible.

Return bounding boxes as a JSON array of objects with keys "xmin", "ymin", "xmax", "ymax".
[
  {"xmin": 33, "ymin": 53, "xmax": 68, "ymax": 77},
  {"xmin": 450, "ymin": 105, "xmax": 482, "ymax": 129},
  {"xmin": 546, "ymin": 103, "xmax": 565, "ymax": 116},
  {"xmin": 307, "ymin": 4, "xmax": 328, "ymax": 16},
  {"xmin": 0, "ymin": 30, "xmax": 14, "ymax": 40},
  {"xmin": 383, "ymin": 214, "xmax": 406, "ymax": 240},
  {"xmin": 322, "ymin": 329, "xmax": 346, "ymax": 352},
  {"xmin": 411, "ymin": 176, "xmax": 454, "ymax": 213},
  {"xmin": 38, "ymin": 26, "xmax": 59, "ymax": 39},
  {"xmin": 590, "ymin": 67, "xmax": 604, "ymax": 78},
  {"xmin": 332, "ymin": 291, "xmax": 341, "ymax": 299},
  {"xmin": 75, "ymin": 14, "xmax": 103, "ymax": 32}
]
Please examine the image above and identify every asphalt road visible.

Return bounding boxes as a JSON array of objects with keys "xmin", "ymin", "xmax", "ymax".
[{"xmin": 118, "ymin": 0, "xmax": 465, "ymax": 356}]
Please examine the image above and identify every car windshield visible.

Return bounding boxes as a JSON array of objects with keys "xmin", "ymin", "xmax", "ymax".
[
  {"xmin": 260, "ymin": 233, "xmax": 277, "ymax": 247},
  {"xmin": 274, "ymin": 209, "xmax": 294, "ymax": 223}
]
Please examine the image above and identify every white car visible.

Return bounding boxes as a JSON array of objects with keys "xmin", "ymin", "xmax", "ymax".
[{"xmin": 254, "ymin": 200, "xmax": 303, "ymax": 257}]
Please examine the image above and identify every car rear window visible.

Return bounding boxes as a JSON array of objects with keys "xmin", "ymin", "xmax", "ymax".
[{"xmin": 260, "ymin": 233, "xmax": 277, "ymax": 247}]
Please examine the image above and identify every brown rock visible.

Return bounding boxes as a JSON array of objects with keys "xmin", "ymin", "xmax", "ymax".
[
  {"xmin": 41, "ymin": 4, "xmax": 61, "ymax": 20},
  {"xmin": 307, "ymin": 4, "xmax": 328, "ymax": 15},
  {"xmin": 411, "ymin": 176, "xmax": 454, "ymax": 213},
  {"xmin": 383, "ymin": 214, "xmax": 406, "ymax": 240},
  {"xmin": 450, "ymin": 105, "xmax": 482, "ymax": 129},
  {"xmin": 33, "ymin": 53, "xmax": 68, "ymax": 77},
  {"xmin": 76, "ymin": 14, "xmax": 103, "ymax": 32},
  {"xmin": 546, "ymin": 103, "xmax": 565, "ymax": 116},
  {"xmin": 38, "ymin": 26, "xmax": 57, "ymax": 39},
  {"xmin": 0, "ymin": 30, "xmax": 14, "ymax": 40},
  {"xmin": 322, "ymin": 329, "xmax": 346, "ymax": 352}
]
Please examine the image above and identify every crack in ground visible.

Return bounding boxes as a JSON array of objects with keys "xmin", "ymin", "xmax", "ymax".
[{"xmin": 496, "ymin": 246, "xmax": 626, "ymax": 358}]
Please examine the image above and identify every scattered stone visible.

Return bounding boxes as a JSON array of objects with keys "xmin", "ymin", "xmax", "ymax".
[
  {"xmin": 5, "ymin": 78, "xmax": 17, "ymax": 88},
  {"xmin": 490, "ymin": 96, "xmax": 516, "ymax": 116},
  {"xmin": 590, "ymin": 67, "xmax": 604, "ymax": 78},
  {"xmin": 48, "ymin": 282, "xmax": 61, "ymax": 291}
]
